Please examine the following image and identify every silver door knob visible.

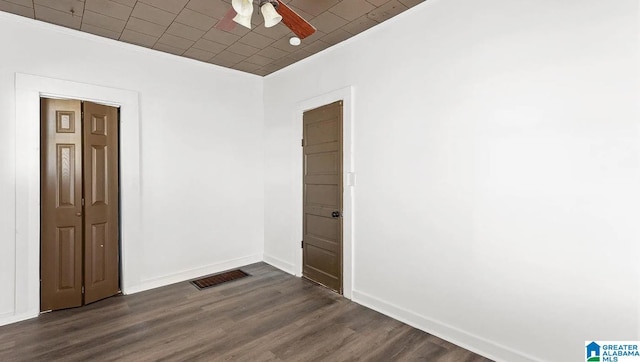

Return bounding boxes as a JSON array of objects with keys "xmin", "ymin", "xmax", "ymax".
[{"xmin": 75, "ymin": 212, "xmax": 82, "ymax": 216}]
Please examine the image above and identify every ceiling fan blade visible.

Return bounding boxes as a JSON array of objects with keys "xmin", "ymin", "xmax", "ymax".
[
  {"xmin": 214, "ymin": 7, "xmax": 237, "ymax": 31},
  {"xmin": 276, "ymin": 1, "xmax": 316, "ymax": 39}
]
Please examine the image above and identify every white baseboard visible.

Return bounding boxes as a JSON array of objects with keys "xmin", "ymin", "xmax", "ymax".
[
  {"xmin": 263, "ymin": 253, "xmax": 295, "ymax": 275},
  {"xmin": 0, "ymin": 310, "xmax": 39, "ymax": 327},
  {"xmin": 351, "ymin": 290, "xmax": 539, "ymax": 362},
  {"xmin": 124, "ymin": 253, "xmax": 263, "ymax": 295},
  {"xmin": 1, "ymin": 257, "xmax": 537, "ymax": 362},
  {"xmin": 1, "ymin": 254, "xmax": 263, "ymax": 326}
]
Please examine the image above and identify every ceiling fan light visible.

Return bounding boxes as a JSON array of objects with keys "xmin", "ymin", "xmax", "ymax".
[
  {"xmin": 261, "ymin": 2, "xmax": 282, "ymax": 28},
  {"xmin": 233, "ymin": 13, "xmax": 253, "ymax": 29},
  {"xmin": 231, "ymin": 0, "xmax": 253, "ymax": 16},
  {"xmin": 289, "ymin": 36, "xmax": 301, "ymax": 46}
]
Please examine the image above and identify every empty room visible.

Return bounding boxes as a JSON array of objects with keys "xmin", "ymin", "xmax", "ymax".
[{"xmin": 1, "ymin": 0, "xmax": 638, "ymax": 361}]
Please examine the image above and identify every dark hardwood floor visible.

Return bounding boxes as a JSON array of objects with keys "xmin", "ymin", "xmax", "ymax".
[{"xmin": 0, "ymin": 263, "xmax": 492, "ymax": 361}]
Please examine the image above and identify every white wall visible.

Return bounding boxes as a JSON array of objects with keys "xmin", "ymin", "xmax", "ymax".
[
  {"xmin": 0, "ymin": 12, "xmax": 264, "ymax": 324},
  {"xmin": 263, "ymin": 0, "xmax": 640, "ymax": 361}
]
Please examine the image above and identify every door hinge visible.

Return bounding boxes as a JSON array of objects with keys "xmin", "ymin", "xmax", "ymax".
[
  {"xmin": 81, "ymin": 286, "xmax": 85, "ymax": 294},
  {"xmin": 301, "ymin": 240, "xmax": 304, "ymax": 248},
  {"xmin": 81, "ymin": 198, "xmax": 85, "ymax": 206},
  {"xmin": 301, "ymin": 139, "xmax": 304, "ymax": 147}
]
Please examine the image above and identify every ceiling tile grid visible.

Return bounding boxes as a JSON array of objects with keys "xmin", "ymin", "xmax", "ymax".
[{"xmin": 1, "ymin": 0, "xmax": 424, "ymax": 76}]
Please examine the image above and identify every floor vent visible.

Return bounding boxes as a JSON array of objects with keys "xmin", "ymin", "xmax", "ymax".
[{"xmin": 191, "ymin": 269, "xmax": 249, "ymax": 290}]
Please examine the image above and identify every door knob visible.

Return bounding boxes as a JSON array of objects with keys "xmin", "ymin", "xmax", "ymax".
[
  {"xmin": 75, "ymin": 212, "xmax": 82, "ymax": 216},
  {"xmin": 331, "ymin": 211, "xmax": 340, "ymax": 218}
]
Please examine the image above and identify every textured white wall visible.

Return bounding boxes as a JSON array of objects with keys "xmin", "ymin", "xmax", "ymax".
[
  {"xmin": 0, "ymin": 12, "xmax": 264, "ymax": 324},
  {"xmin": 263, "ymin": 0, "xmax": 640, "ymax": 360}
]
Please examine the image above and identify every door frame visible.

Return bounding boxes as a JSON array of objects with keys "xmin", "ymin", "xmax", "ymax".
[
  {"xmin": 293, "ymin": 86, "xmax": 354, "ymax": 299},
  {"xmin": 14, "ymin": 73, "xmax": 142, "ymax": 321}
]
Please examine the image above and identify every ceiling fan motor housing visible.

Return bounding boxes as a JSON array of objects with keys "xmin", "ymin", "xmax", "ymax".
[{"xmin": 259, "ymin": 0, "xmax": 279, "ymax": 9}]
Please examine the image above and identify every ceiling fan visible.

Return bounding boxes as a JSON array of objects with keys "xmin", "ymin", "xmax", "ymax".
[{"xmin": 215, "ymin": 0, "xmax": 316, "ymax": 40}]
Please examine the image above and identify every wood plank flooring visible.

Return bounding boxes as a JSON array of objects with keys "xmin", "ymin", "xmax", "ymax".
[{"xmin": 0, "ymin": 263, "xmax": 493, "ymax": 362}]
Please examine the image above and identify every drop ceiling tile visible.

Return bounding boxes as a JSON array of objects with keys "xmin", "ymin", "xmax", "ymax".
[
  {"xmin": 252, "ymin": 22, "xmax": 291, "ymax": 40},
  {"xmin": 367, "ymin": 0, "xmax": 407, "ymax": 22},
  {"xmin": 260, "ymin": 62, "xmax": 285, "ymax": 73},
  {"xmin": 0, "ymin": 0, "xmax": 33, "ymax": 18},
  {"xmin": 81, "ymin": 22, "xmax": 120, "ymax": 39},
  {"xmin": 5, "ymin": 0, "xmax": 31, "ymax": 8},
  {"xmin": 232, "ymin": 61, "xmax": 262, "ymax": 73},
  {"xmin": 112, "ymin": 0, "xmax": 136, "ymax": 7},
  {"xmin": 287, "ymin": 0, "xmax": 341, "ymax": 17},
  {"xmin": 183, "ymin": 47, "xmax": 216, "ymax": 62},
  {"xmin": 166, "ymin": 22, "xmax": 205, "ymax": 41},
  {"xmin": 211, "ymin": 50, "xmax": 246, "ymax": 65},
  {"xmin": 366, "ymin": 0, "xmax": 390, "ymax": 6},
  {"xmin": 202, "ymin": 27, "xmax": 240, "ymax": 45},
  {"xmin": 34, "ymin": 5, "xmax": 82, "ymax": 29},
  {"xmin": 222, "ymin": 22, "xmax": 250, "ymax": 37},
  {"xmin": 256, "ymin": 46, "xmax": 289, "ymax": 60},
  {"xmin": 186, "ymin": 0, "xmax": 229, "ymax": 20},
  {"xmin": 244, "ymin": 54, "xmax": 273, "ymax": 66},
  {"xmin": 192, "ymin": 38, "xmax": 227, "ymax": 53},
  {"xmin": 329, "ymin": 0, "xmax": 375, "ymax": 22},
  {"xmin": 83, "ymin": 10, "xmax": 127, "ymax": 33},
  {"xmin": 138, "ymin": 0, "xmax": 188, "ymax": 14},
  {"xmin": 271, "ymin": 56, "xmax": 296, "ymax": 67},
  {"xmin": 157, "ymin": 33, "xmax": 195, "ymax": 50},
  {"xmin": 131, "ymin": 2, "xmax": 176, "ymax": 26},
  {"xmin": 226, "ymin": 42, "xmax": 260, "ymax": 57},
  {"xmin": 253, "ymin": 68, "xmax": 271, "ymax": 76},
  {"xmin": 208, "ymin": 56, "xmax": 238, "ymax": 68},
  {"xmin": 321, "ymin": 28, "xmax": 351, "ymax": 46},
  {"xmin": 84, "ymin": 0, "xmax": 132, "ymax": 21},
  {"xmin": 342, "ymin": 14, "xmax": 378, "ymax": 35},
  {"xmin": 287, "ymin": 49, "xmax": 312, "ymax": 62},
  {"xmin": 120, "ymin": 29, "xmax": 158, "ymax": 47},
  {"xmin": 301, "ymin": 40, "xmax": 330, "ymax": 53},
  {"xmin": 310, "ymin": 11, "xmax": 348, "ymax": 34},
  {"xmin": 153, "ymin": 42, "xmax": 184, "ymax": 55},
  {"xmin": 34, "ymin": 0, "xmax": 84, "ymax": 15},
  {"xmin": 238, "ymin": 32, "xmax": 275, "ymax": 49},
  {"xmin": 175, "ymin": 8, "xmax": 217, "ymax": 31},
  {"xmin": 0, "ymin": 0, "xmax": 426, "ymax": 76},
  {"xmin": 399, "ymin": 0, "xmax": 424, "ymax": 6},
  {"xmin": 125, "ymin": 16, "xmax": 167, "ymax": 37},
  {"xmin": 271, "ymin": 36, "xmax": 306, "ymax": 52}
]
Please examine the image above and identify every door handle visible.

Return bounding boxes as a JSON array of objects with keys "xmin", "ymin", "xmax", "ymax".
[
  {"xmin": 75, "ymin": 212, "xmax": 82, "ymax": 217},
  {"xmin": 331, "ymin": 211, "xmax": 341, "ymax": 218}
]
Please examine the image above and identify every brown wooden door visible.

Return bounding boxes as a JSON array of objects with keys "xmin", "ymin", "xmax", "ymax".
[
  {"xmin": 41, "ymin": 98, "xmax": 120, "ymax": 311},
  {"xmin": 41, "ymin": 99, "xmax": 84, "ymax": 311},
  {"xmin": 302, "ymin": 101, "xmax": 343, "ymax": 293},
  {"xmin": 82, "ymin": 101, "xmax": 120, "ymax": 304}
]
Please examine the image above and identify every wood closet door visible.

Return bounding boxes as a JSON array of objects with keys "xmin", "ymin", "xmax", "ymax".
[
  {"xmin": 41, "ymin": 99, "xmax": 120, "ymax": 311},
  {"xmin": 82, "ymin": 101, "xmax": 120, "ymax": 304},
  {"xmin": 41, "ymin": 98, "xmax": 84, "ymax": 311}
]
